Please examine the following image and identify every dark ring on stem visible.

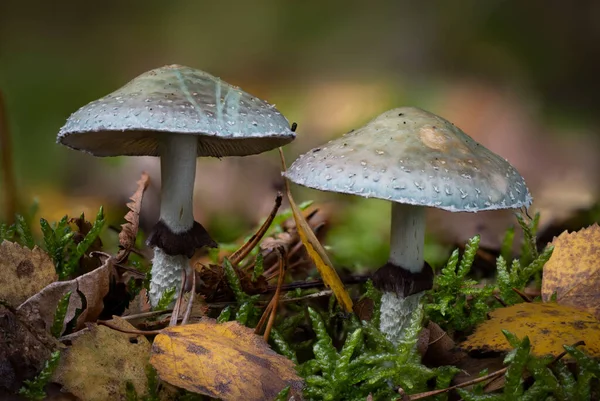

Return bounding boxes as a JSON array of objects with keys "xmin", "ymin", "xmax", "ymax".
[
  {"xmin": 372, "ymin": 261, "xmax": 434, "ymax": 297},
  {"xmin": 147, "ymin": 220, "xmax": 218, "ymax": 258}
]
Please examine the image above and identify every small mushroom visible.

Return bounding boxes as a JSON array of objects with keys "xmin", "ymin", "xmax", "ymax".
[
  {"xmin": 284, "ymin": 107, "xmax": 531, "ymax": 343},
  {"xmin": 58, "ymin": 64, "xmax": 296, "ymax": 306}
]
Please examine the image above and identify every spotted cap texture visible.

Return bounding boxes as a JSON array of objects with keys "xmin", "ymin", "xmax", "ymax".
[
  {"xmin": 57, "ymin": 65, "xmax": 295, "ymax": 157},
  {"xmin": 285, "ymin": 107, "xmax": 532, "ymax": 212}
]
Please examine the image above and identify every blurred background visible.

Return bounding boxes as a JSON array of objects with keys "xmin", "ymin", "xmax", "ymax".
[{"xmin": 1, "ymin": 0, "xmax": 599, "ymax": 270}]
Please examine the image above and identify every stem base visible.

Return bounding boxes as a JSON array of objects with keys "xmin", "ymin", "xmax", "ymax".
[
  {"xmin": 380, "ymin": 292, "xmax": 424, "ymax": 345},
  {"xmin": 149, "ymin": 247, "xmax": 189, "ymax": 307}
]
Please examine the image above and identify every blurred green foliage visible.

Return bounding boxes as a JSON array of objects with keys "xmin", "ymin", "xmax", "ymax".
[{"xmin": 1, "ymin": 1, "xmax": 598, "ymax": 188}]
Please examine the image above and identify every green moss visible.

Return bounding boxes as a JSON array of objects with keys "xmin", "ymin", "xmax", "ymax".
[
  {"xmin": 18, "ymin": 351, "xmax": 61, "ymax": 401},
  {"xmin": 425, "ymin": 235, "xmax": 494, "ymax": 332}
]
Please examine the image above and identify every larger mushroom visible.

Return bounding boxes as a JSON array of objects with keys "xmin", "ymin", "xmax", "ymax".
[
  {"xmin": 58, "ymin": 64, "xmax": 296, "ymax": 306},
  {"xmin": 284, "ymin": 107, "xmax": 531, "ymax": 344}
]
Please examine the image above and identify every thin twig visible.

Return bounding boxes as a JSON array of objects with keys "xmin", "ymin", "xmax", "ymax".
[
  {"xmin": 0, "ymin": 90, "xmax": 16, "ymax": 223},
  {"xmin": 255, "ymin": 251, "xmax": 286, "ymax": 335},
  {"xmin": 264, "ymin": 257, "xmax": 310, "ymax": 281},
  {"xmin": 265, "ymin": 275, "xmax": 370, "ymax": 292},
  {"xmin": 406, "ymin": 367, "xmax": 507, "ymax": 400},
  {"xmin": 264, "ymin": 248, "xmax": 286, "ymax": 341},
  {"xmin": 182, "ymin": 267, "xmax": 196, "ymax": 325},
  {"xmin": 255, "ymin": 297, "xmax": 274, "ymax": 335},
  {"xmin": 122, "ymin": 309, "xmax": 173, "ymax": 320},
  {"xmin": 229, "ymin": 193, "xmax": 282, "ymax": 266},
  {"xmin": 280, "ymin": 290, "xmax": 332, "ymax": 304},
  {"xmin": 169, "ymin": 270, "xmax": 186, "ymax": 327},
  {"xmin": 512, "ymin": 287, "xmax": 533, "ymax": 303},
  {"xmin": 264, "ymin": 239, "xmax": 304, "ymax": 277},
  {"xmin": 493, "ymin": 294, "xmax": 508, "ymax": 307},
  {"xmin": 427, "ymin": 332, "xmax": 447, "ymax": 347},
  {"xmin": 98, "ymin": 320, "xmax": 161, "ymax": 335},
  {"xmin": 549, "ymin": 340, "xmax": 586, "ymax": 366}
]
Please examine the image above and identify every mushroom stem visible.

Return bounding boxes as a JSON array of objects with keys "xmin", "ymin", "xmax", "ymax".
[
  {"xmin": 149, "ymin": 248, "xmax": 190, "ymax": 306},
  {"xmin": 389, "ymin": 203, "xmax": 425, "ymax": 271},
  {"xmin": 378, "ymin": 203, "xmax": 429, "ymax": 344},
  {"xmin": 149, "ymin": 134, "xmax": 198, "ymax": 306},
  {"xmin": 159, "ymin": 134, "xmax": 197, "ymax": 233}
]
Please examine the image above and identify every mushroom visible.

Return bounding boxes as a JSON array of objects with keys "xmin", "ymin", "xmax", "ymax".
[
  {"xmin": 284, "ymin": 107, "xmax": 531, "ymax": 343},
  {"xmin": 58, "ymin": 64, "xmax": 296, "ymax": 306}
]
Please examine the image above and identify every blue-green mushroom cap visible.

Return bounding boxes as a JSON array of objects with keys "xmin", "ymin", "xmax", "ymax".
[
  {"xmin": 58, "ymin": 65, "xmax": 295, "ymax": 157},
  {"xmin": 284, "ymin": 107, "xmax": 532, "ymax": 212}
]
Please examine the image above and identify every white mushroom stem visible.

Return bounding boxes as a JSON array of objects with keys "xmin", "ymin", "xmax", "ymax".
[
  {"xmin": 380, "ymin": 203, "xmax": 426, "ymax": 345},
  {"xmin": 159, "ymin": 135, "xmax": 197, "ymax": 233},
  {"xmin": 389, "ymin": 203, "xmax": 425, "ymax": 271},
  {"xmin": 149, "ymin": 134, "xmax": 198, "ymax": 307}
]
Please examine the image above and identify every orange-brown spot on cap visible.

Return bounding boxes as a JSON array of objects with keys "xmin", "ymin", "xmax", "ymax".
[{"xmin": 419, "ymin": 125, "xmax": 449, "ymax": 151}]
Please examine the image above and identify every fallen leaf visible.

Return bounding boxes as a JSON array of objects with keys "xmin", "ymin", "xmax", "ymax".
[
  {"xmin": 17, "ymin": 256, "xmax": 113, "ymax": 335},
  {"xmin": 150, "ymin": 318, "xmax": 303, "ymax": 400},
  {"xmin": 53, "ymin": 317, "xmax": 150, "ymax": 401},
  {"xmin": 422, "ymin": 321, "xmax": 466, "ymax": 367},
  {"xmin": 69, "ymin": 211, "xmax": 104, "ymax": 273},
  {"xmin": 117, "ymin": 172, "xmax": 150, "ymax": 263},
  {"xmin": 279, "ymin": 149, "xmax": 353, "ymax": 312},
  {"xmin": 541, "ymin": 224, "xmax": 600, "ymax": 319},
  {"xmin": 460, "ymin": 302, "xmax": 600, "ymax": 357},
  {"xmin": 353, "ymin": 297, "xmax": 374, "ymax": 322},
  {"xmin": 180, "ymin": 293, "xmax": 209, "ymax": 323},
  {"xmin": 261, "ymin": 232, "xmax": 294, "ymax": 254},
  {"xmin": 123, "ymin": 288, "xmax": 151, "ymax": 317},
  {"xmin": 0, "ymin": 305, "xmax": 60, "ymax": 393},
  {"xmin": 0, "ymin": 241, "xmax": 57, "ymax": 307}
]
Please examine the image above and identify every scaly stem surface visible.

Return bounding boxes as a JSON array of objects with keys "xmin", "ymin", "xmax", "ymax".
[
  {"xmin": 380, "ymin": 203, "xmax": 426, "ymax": 344},
  {"xmin": 149, "ymin": 134, "xmax": 197, "ymax": 306}
]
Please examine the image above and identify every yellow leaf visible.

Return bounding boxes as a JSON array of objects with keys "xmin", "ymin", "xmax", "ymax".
[
  {"xmin": 53, "ymin": 317, "xmax": 151, "ymax": 401},
  {"xmin": 0, "ymin": 241, "xmax": 57, "ymax": 306},
  {"xmin": 541, "ymin": 223, "xmax": 600, "ymax": 319},
  {"xmin": 150, "ymin": 319, "xmax": 303, "ymax": 400},
  {"xmin": 279, "ymin": 148, "xmax": 353, "ymax": 312},
  {"xmin": 460, "ymin": 302, "xmax": 600, "ymax": 357}
]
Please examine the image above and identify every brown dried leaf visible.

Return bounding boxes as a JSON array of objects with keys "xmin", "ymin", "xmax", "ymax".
[
  {"xmin": 117, "ymin": 172, "xmax": 150, "ymax": 262},
  {"xmin": 17, "ymin": 256, "xmax": 113, "ymax": 334},
  {"xmin": 422, "ymin": 321, "xmax": 466, "ymax": 367},
  {"xmin": 353, "ymin": 297, "xmax": 374, "ymax": 322},
  {"xmin": 53, "ymin": 317, "xmax": 150, "ymax": 401},
  {"xmin": 123, "ymin": 288, "xmax": 151, "ymax": 317},
  {"xmin": 180, "ymin": 293, "xmax": 209, "ymax": 323},
  {"xmin": 541, "ymin": 224, "xmax": 600, "ymax": 319},
  {"xmin": 454, "ymin": 355, "xmax": 505, "ymax": 387},
  {"xmin": 0, "ymin": 305, "xmax": 60, "ymax": 393},
  {"xmin": 0, "ymin": 241, "xmax": 58, "ymax": 307},
  {"xmin": 150, "ymin": 318, "xmax": 304, "ymax": 400},
  {"xmin": 261, "ymin": 232, "xmax": 294, "ymax": 254},
  {"xmin": 460, "ymin": 302, "xmax": 600, "ymax": 357},
  {"xmin": 70, "ymin": 213, "xmax": 104, "ymax": 273}
]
